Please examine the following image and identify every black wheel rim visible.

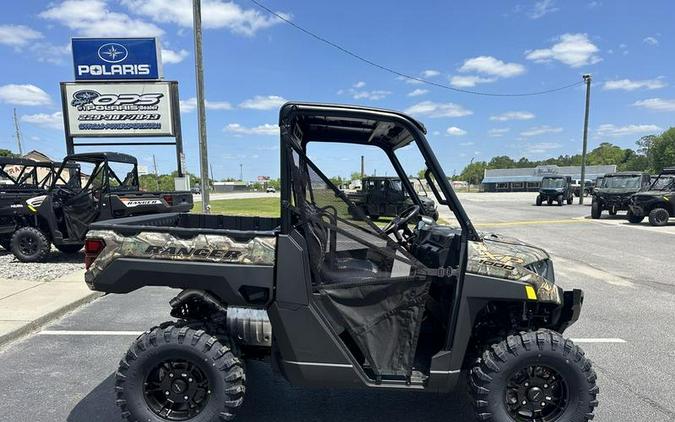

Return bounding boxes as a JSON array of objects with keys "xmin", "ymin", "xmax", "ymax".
[
  {"xmin": 655, "ymin": 211, "xmax": 668, "ymax": 224},
  {"xmin": 18, "ymin": 235, "xmax": 39, "ymax": 256},
  {"xmin": 505, "ymin": 365, "xmax": 568, "ymax": 422},
  {"xmin": 144, "ymin": 358, "xmax": 211, "ymax": 421}
]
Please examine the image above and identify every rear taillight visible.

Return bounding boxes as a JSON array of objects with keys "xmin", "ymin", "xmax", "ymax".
[
  {"xmin": 163, "ymin": 194, "xmax": 174, "ymax": 206},
  {"xmin": 84, "ymin": 238, "xmax": 106, "ymax": 270}
]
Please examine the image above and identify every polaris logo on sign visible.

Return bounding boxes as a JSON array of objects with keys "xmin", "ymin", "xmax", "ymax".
[{"xmin": 72, "ymin": 38, "xmax": 162, "ymax": 81}]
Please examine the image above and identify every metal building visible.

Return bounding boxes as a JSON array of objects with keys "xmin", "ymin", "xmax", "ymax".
[{"xmin": 481, "ymin": 164, "xmax": 617, "ymax": 192}]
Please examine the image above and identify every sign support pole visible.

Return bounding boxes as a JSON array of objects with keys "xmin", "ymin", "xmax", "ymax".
[
  {"xmin": 579, "ymin": 74, "xmax": 592, "ymax": 205},
  {"xmin": 193, "ymin": 0, "xmax": 210, "ymax": 213}
]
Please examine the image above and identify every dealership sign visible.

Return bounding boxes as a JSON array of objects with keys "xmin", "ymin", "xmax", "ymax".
[
  {"xmin": 62, "ymin": 81, "xmax": 176, "ymax": 137},
  {"xmin": 72, "ymin": 38, "xmax": 163, "ymax": 81}
]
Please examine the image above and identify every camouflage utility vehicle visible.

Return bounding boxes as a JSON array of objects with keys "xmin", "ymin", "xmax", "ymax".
[
  {"xmin": 591, "ymin": 171, "xmax": 651, "ymax": 219},
  {"xmin": 627, "ymin": 167, "xmax": 675, "ymax": 226},
  {"xmin": 0, "ymin": 157, "xmax": 67, "ymax": 250},
  {"xmin": 8, "ymin": 152, "xmax": 193, "ymax": 262},
  {"xmin": 536, "ymin": 176, "xmax": 574, "ymax": 206},
  {"xmin": 348, "ymin": 176, "xmax": 438, "ymax": 220},
  {"xmin": 85, "ymin": 103, "xmax": 597, "ymax": 422}
]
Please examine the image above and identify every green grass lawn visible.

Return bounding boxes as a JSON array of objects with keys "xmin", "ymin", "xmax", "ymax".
[{"xmin": 194, "ymin": 198, "xmax": 280, "ymax": 217}]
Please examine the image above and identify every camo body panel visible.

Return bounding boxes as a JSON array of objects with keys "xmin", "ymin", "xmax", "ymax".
[
  {"xmin": 467, "ymin": 236, "xmax": 560, "ymax": 304},
  {"xmin": 85, "ymin": 229, "xmax": 276, "ymax": 281}
]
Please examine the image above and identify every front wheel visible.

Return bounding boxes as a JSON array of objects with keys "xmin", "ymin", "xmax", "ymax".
[
  {"xmin": 536, "ymin": 195, "xmax": 542, "ymax": 206},
  {"xmin": 10, "ymin": 226, "xmax": 51, "ymax": 262},
  {"xmin": 116, "ymin": 322, "xmax": 246, "ymax": 422},
  {"xmin": 648, "ymin": 207, "xmax": 670, "ymax": 226},
  {"xmin": 591, "ymin": 201, "xmax": 602, "ymax": 219},
  {"xmin": 627, "ymin": 211, "xmax": 644, "ymax": 224},
  {"xmin": 470, "ymin": 330, "xmax": 598, "ymax": 422}
]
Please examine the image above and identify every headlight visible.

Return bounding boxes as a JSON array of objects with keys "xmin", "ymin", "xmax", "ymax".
[{"xmin": 525, "ymin": 259, "xmax": 555, "ymax": 282}]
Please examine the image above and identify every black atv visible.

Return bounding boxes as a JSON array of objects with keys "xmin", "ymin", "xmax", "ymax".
[
  {"xmin": 7, "ymin": 152, "xmax": 193, "ymax": 262},
  {"xmin": 84, "ymin": 103, "xmax": 597, "ymax": 422},
  {"xmin": 591, "ymin": 172, "xmax": 651, "ymax": 219},
  {"xmin": 0, "ymin": 157, "xmax": 69, "ymax": 251},
  {"xmin": 348, "ymin": 176, "xmax": 438, "ymax": 220},
  {"xmin": 536, "ymin": 176, "xmax": 574, "ymax": 206},
  {"xmin": 627, "ymin": 168, "xmax": 675, "ymax": 226}
]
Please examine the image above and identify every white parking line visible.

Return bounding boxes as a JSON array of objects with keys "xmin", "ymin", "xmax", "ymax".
[{"xmin": 37, "ymin": 330, "xmax": 627, "ymax": 344}]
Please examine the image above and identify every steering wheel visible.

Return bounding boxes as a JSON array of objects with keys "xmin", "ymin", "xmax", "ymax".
[{"xmin": 382, "ymin": 205, "xmax": 420, "ymax": 244}]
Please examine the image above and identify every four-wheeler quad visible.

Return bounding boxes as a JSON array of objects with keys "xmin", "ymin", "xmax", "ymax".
[
  {"xmin": 627, "ymin": 167, "xmax": 675, "ymax": 226},
  {"xmin": 84, "ymin": 103, "xmax": 597, "ymax": 422},
  {"xmin": 536, "ymin": 176, "xmax": 574, "ymax": 206},
  {"xmin": 0, "ymin": 157, "xmax": 77, "ymax": 250},
  {"xmin": 8, "ymin": 152, "xmax": 193, "ymax": 262},
  {"xmin": 348, "ymin": 176, "xmax": 438, "ymax": 220},
  {"xmin": 591, "ymin": 171, "xmax": 651, "ymax": 219}
]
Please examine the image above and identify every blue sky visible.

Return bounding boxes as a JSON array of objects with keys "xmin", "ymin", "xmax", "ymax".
[{"xmin": 0, "ymin": 0, "xmax": 673, "ymax": 180}]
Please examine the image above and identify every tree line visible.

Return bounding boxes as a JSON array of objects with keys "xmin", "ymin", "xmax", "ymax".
[{"xmin": 457, "ymin": 127, "xmax": 675, "ymax": 185}]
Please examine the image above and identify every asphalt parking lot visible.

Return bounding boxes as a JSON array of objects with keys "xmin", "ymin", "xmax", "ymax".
[{"xmin": 1, "ymin": 192, "xmax": 674, "ymax": 421}]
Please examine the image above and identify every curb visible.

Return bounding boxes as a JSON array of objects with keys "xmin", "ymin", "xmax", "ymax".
[{"xmin": 0, "ymin": 291, "xmax": 103, "ymax": 349}]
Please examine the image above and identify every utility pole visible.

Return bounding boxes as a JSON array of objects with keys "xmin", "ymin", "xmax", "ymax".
[
  {"xmin": 152, "ymin": 154, "xmax": 160, "ymax": 190},
  {"xmin": 579, "ymin": 74, "xmax": 592, "ymax": 205},
  {"xmin": 239, "ymin": 163, "xmax": 243, "ymax": 181},
  {"xmin": 13, "ymin": 108, "xmax": 23, "ymax": 156},
  {"xmin": 360, "ymin": 155, "xmax": 364, "ymax": 178},
  {"xmin": 193, "ymin": 0, "xmax": 210, "ymax": 212}
]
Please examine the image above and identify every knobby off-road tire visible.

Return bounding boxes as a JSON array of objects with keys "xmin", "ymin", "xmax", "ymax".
[
  {"xmin": 55, "ymin": 243, "xmax": 84, "ymax": 254},
  {"xmin": 627, "ymin": 211, "xmax": 644, "ymax": 224},
  {"xmin": 648, "ymin": 207, "xmax": 670, "ymax": 226},
  {"xmin": 116, "ymin": 322, "xmax": 246, "ymax": 422},
  {"xmin": 10, "ymin": 226, "xmax": 51, "ymax": 262},
  {"xmin": 536, "ymin": 195, "xmax": 542, "ymax": 206},
  {"xmin": 591, "ymin": 201, "xmax": 602, "ymax": 219},
  {"xmin": 470, "ymin": 330, "xmax": 598, "ymax": 422}
]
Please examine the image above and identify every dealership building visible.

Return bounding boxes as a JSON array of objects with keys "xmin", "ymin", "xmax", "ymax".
[{"xmin": 481, "ymin": 164, "xmax": 617, "ymax": 192}]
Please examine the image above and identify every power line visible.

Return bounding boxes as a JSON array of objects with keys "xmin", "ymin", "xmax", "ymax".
[{"xmin": 247, "ymin": 0, "xmax": 585, "ymax": 97}]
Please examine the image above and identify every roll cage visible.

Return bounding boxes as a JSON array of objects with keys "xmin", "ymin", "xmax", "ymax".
[
  {"xmin": 51, "ymin": 152, "xmax": 140, "ymax": 194},
  {"xmin": 0, "ymin": 157, "xmax": 64, "ymax": 190}
]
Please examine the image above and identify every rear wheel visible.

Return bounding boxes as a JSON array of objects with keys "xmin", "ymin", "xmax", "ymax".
[
  {"xmin": 648, "ymin": 208, "xmax": 670, "ymax": 226},
  {"xmin": 55, "ymin": 243, "xmax": 84, "ymax": 254},
  {"xmin": 536, "ymin": 195, "xmax": 542, "ymax": 206},
  {"xmin": 470, "ymin": 330, "xmax": 598, "ymax": 422},
  {"xmin": 627, "ymin": 211, "xmax": 644, "ymax": 224},
  {"xmin": 116, "ymin": 322, "xmax": 245, "ymax": 422},
  {"xmin": 10, "ymin": 227, "xmax": 51, "ymax": 262},
  {"xmin": 591, "ymin": 201, "xmax": 602, "ymax": 219}
]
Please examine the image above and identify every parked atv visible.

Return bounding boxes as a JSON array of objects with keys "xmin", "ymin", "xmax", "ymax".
[
  {"xmin": 8, "ymin": 152, "xmax": 193, "ymax": 262},
  {"xmin": 536, "ymin": 176, "xmax": 574, "ymax": 206},
  {"xmin": 591, "ymin": 172, "xmax": 651, "ymax": 219},
  {"xmin": 84, "ymin": 103, "xmax": 597, "ymax": 422},
  {"xmin": 627, "ymin": 168, "xmax": 675, "ymax": 226},
  {"xmin": 348, "ymin": 176, "xmax": 438, "ymax": 220}
]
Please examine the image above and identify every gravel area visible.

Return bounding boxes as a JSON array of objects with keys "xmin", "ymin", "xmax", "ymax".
[{"xmin": 0, "ymin": 247, "xmax": 85, "ymax": 281}]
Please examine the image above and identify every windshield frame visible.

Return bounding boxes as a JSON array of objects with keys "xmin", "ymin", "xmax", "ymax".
[{"xmin": 601, "ymin": 175, "xmax": 641, "ymax": 189}]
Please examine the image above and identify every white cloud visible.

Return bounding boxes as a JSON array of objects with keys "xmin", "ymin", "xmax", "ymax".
[
  {"xmin": 459, "ymin": 56, "xmax": 526, "ymax": 78},
  {"xmin": 352, "ymin": 90, "xmax": 391, "ymax": 100},
  {"xmin": 396, "ymin": 75, "xmax": 424, "ymax": 85},
  {"xmin": 404, "ymin": 101, "xmax": 473, "ymax": 118},
  {"xmin": 602, "ymin": 78, "xmax": 666, "ymax": 91},
  {"xmin": 643, "ymin": 36, "xmax": 659, "ymax": 46},
  {"xmin": 459, "ymin": 141, "xmax": 474, "ymax": 146},
  {"xmin": 0, "ymin": 84, "xmax": 51, "ymax": 106},
  {"xmin": 40, "ymin": 0, "xmax": 164, "ymax": 37},
  {"xmin": 121, "ymin": 0, "xmax": 288, "ymax": 36},
  {"xmin": 520, "ymin": 125, "xmax": 563, "ymax": 137},
  {"xmin": 632, "ymin": 98, "xmax": 675, "ymax": 112},
  {"xmin": 30, "ymin": 42, "xmax": 71, "ymax": 64},
  {"xmin": 421, "ymin": 69, "xmax": 440, "ymax": 78},
  {"xmin": 0, "ymin": 25, "xmax": 43, "ymax": 48},
  {"xmin": 239, "ymin": 95, "xmax": 287, "ymax": 110},
  {"xmin": 488, "ymin": 128, "xmax": 510, "ymax": 137},
  {"xmin": 450, "ymin": 75, "xmax": 496, "ymax": 87},
  {"xmin": 407, "ymin": 89, "xmax": 428, "ymax": 97},
  {"xmin": 596, "ymin": 124, "xmax": 661, "ymax": 137},
  {"xmin": 525, "ymin": 142, "xmax": 562, "ymax": 154},
  {"xmin": 180, "ymin": 97, "xmax": 233, "ymax": 113},
  {"xmin": 446, "ymin": 126, "xmax": 467, "ymax": 136},
  {"xmin": 21, "ymin": 112, "xmax": 63, "ymax": 130},
  {"xmin": 353, "ymin": 81, "xmax": 366, "ymax": 88},
  {"xmin": 490, "ymin": 111, "xmax": 535, "ymax": 121},
  {"xmin": 529, "ymin": 0, "xmax": 559, "ymax": 19},
  {"xmin": 525, "ymin": 33, "xmax": 601, "ymax": 68},
  {"xmin": 161, "ymin": 48, "xmax": 189, "ymax": 64},
  {"xmin": 224, "ymin": 123, "xmax": 278, "ymax": 136}
]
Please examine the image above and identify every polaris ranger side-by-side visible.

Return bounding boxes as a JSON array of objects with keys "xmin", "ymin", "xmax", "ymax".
[
  {"xmin": 8, "ymin": 152, "xmax": 193, "ymax": 262},
  {"xmin": 536, "ymin": 176, "xmax": 574, "ymax": 206},
  {"xmin": 85, "ymin": 103, "xmax": 597, "ymax": 422},
  {"xmin": 627, "ymin": 167, "xmax": 675, "ymax": 226},
  {"xmin": 348, "ymin": 176, "xmax": 438, "ymax": 220},
  {"xmin": 591, "ymin": 171, "xmax": 651, "ymax": 219}
]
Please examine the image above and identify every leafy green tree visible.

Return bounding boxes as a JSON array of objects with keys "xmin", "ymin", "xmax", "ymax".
[
  {"xmin": 0, "ymin": 149, "xmax": 16, "ymax": 157},
  {"xmin": 350, "ymin": 171, "xmax": 362, "ymax": 181},
  {"xmin": 458, "ymin": 161, "xmax": 488, "ymax": 185}
]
